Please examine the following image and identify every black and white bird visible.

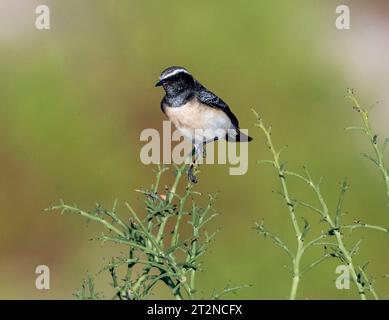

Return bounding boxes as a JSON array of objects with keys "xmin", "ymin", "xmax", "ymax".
[{"xmin": 155, "ymin": 66, "xmax": 252, "ymax": 182}]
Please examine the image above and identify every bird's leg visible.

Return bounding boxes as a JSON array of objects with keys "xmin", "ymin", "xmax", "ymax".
[
  {"xmin": 187, "ymin": 143, "xmax": 201, "ymax": 184},
  {"xmin": 187, "ymin": 163, "xmax": 197, "ymax": 185},
  {"xmin": 195, "ymin": 142, "xmax": 205, "ymax": 162},
  {"xmin": 202, "ymin": 141, "xmax": 207, "ymax": 159}
]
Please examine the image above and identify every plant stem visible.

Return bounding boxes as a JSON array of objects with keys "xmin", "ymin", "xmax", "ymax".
[
  {"xmin": 255, "ymin": 110, "xmax": 369, "ymax": 300},
  {"xmin": 189, "ymin": 226, "xmax": 199, "ymax": 298},
  {"xmin": 358, "ymin": 266, "xmax": 379, "ymax": 300},
  {"xmin": 255, "ymin": 118, "xmax": 304, "ymax": 300},
  {"xmin": 157, "ymin": 164, "xmax": 187, "ymax": 245},
  {"xmin": 342, "ymin": 223, "xmax": 389, "ymax": 234},
  {"xmin": 153, "ymin": 164, "xmax": 167, "ymax": 193},
  {"xmin": 348, "ymin": 90, "xmax": 389, "ymax": 201},
  {"xmin": 298, "ymin": 173, "xmax": 367, "ymax": 299},
  {"xmin": 58, "ymin": 205, "xmax": 126, "ymax": 237},
  {"xmin": 290, "ymin": 241, "xmax": 304, "ymax": 300},
  {"xmin": 171, "ymin": 185, "xmax": 191, "ymax": 247},
  {"xmin": 303, "ymin": 176, "xmax": 367, "ymax": 299},
  {"xmin": 333, "ymin": 231, "xmax": 366, "ymax": 299},
  {"xmin": 168, "ymin": 164, "xmax": 187, "ymax": 203},
  {"xmin": 280, "ymin": 167, "xmax": 369, "ymax": 299}
]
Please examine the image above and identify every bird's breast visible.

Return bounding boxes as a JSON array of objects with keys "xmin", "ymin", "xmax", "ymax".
[{"xmin": 164, "ymin": 100, "xmax": 233, "ymax": 142}]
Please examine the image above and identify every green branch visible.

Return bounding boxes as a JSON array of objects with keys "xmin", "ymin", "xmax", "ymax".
[
  {"xmin": 253, "ymin": 108, "xmax": 376, "ymax": 300},
  {"xmin": 346, "ymin": 89, "xmax": 389, "ymax": 201},
  {"xmin": 46, "ymin": 164, "xmax": 248, "ymax": 300}
]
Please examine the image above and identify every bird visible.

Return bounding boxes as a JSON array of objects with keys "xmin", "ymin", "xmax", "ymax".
[{"xmin": 155, "ymin": 66, "xmax": 252, "ymax": 183}]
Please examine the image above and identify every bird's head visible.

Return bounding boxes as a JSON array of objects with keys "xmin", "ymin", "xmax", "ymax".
[{"xmin": 155, "ymin": 66, "xmax": 195, "ymax": 96}]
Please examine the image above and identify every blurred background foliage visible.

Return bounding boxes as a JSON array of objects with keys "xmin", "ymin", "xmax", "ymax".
[{"xmin": 0, "ymin": 0, "xmax": 388, "ymax": 299}]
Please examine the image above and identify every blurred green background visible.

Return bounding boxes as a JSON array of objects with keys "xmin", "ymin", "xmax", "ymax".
[{"xmin": 0, "ymin": 0, "xmax": 388, "ymax": 299}]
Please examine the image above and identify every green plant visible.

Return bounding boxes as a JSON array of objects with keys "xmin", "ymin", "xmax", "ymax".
[
  {"xmin": 74, "ymin": 275, "xmax": 101, "ymax": 300},
  {"xmin": 253, "ymin": 89, "xmax": 389, "ymax": 300},
  {"xmin": 46, "ymin": 164, "xmax": 248, "ymax": 300},
  {"xmin": 346, "ymin": 88, "xmax": 389, "ymax": 201}
]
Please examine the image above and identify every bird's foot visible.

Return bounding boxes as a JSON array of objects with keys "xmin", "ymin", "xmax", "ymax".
[
  {"xmin": 202, "ymin": 147, "xmax": 207, "ymax": 159},
  {"xmin": 187, "ymin": 164, "xmax": 198, "ymax": 184}
]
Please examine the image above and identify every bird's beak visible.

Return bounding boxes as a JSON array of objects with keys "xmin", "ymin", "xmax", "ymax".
[{"xmin": 155, "ymin": 79, "xmax": 163, "ymax": 87}]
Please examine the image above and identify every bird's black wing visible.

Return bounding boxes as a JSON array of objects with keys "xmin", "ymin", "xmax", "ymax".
[{"xmin": 196, "ymin": 83, "xmax": 239, "ymax": 128}]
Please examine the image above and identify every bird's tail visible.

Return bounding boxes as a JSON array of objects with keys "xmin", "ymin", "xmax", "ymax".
[{"xmin": 226, "ymin": 129, "xmax": 253, "ymax": 142}]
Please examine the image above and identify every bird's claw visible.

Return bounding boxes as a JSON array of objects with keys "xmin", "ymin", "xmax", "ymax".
[
  {"xmin": 187, "ymin": 164, "xmax": 198, "ymax": 184},
  {"xmin": 202, "ymin": 147, "xmax": 207, "ymax": 158}
]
